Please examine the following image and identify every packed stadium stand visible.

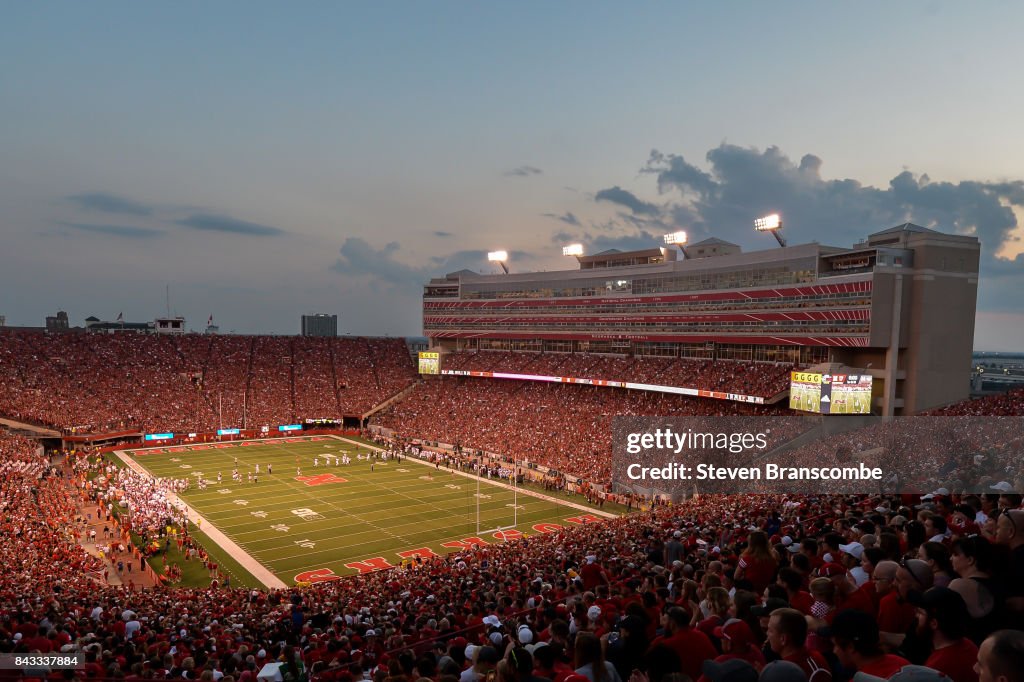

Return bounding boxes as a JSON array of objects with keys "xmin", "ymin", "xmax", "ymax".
[
  {"xmin": 1, "ymin": 327, "xmax": 1023, "ymax": 681},
  {"xmin": 925, "ymin": 386, "xmax": 1024, "ymax": 416},
  {"xmin": 1, "ymin": 418, "xmax": 1023, "ymax": 681},
  {"xmin": 372, "ymin": 375, "xmax": 791, "ymax": 482},
  {"xmin": 0, "ymin": 332, "xmax": 417, "ymax": 434}
]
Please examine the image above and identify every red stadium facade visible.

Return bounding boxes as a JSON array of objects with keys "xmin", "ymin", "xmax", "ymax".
[{"xmin": 423, "ymin": 224, "xmax": 980, "ymax": 415}]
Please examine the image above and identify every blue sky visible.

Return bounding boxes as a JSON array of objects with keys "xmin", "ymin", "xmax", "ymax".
[{"xmin": 1, "ymin": 2, "xmax": 1022, "ymax": 348}]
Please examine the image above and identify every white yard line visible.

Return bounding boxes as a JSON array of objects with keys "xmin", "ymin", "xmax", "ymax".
[
  {"xmin": 334, "ymin": 436, "xmax": 618, "ymax": 520},
  {"xmin": 112, "ymin": 449, "xmax": 288, "ymax": 590}
]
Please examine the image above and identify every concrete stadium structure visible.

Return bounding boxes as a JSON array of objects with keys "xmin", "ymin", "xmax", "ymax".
[{"xmin": 422, "ymin": 224, "xmax": 980, "ymax": 416}]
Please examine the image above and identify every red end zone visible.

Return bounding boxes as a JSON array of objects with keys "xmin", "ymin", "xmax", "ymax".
[{"xmin": 293, "ymin": 514, "xmax": 602, "ymax": 582}]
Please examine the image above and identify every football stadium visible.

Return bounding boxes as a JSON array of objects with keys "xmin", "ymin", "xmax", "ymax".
[{"xmin": 2, "ymin": 220, "xmax": 1023, "ymax": 682}]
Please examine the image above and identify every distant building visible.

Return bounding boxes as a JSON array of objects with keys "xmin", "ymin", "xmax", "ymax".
[
  {"xmin": 302, "ymin": 313, "xmax": 337, "ymax": 337},
  {"xmin": 685, "ymin": 237, "xmax": 742, "ymax": 259},
  {"xmin": 154, "ymin": 317, "xmax": 186, "ymax": 334},
  {"xmin": 45, "ymin": 311, "xmax": 70, "ymax": 331},
  {"xmin": 82, "ymin": 315, "xmax": 186, "ymax": 334}
]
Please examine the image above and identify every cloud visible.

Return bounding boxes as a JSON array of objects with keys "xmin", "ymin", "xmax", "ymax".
[
  {"xmin": 628, "ymin": 143, "xmax": 1024, "ymax": 311},
  {"xmin": 61, "ymin": 222, "xmax": 163, "ymax": 238},
  {"xmin": 542, "ymin": 211, "xmax": 582, "ymax": 226},
  {"xmin": 176, "ymin": 213, "xmax": 285, "ymax": 236},
  {"xmin": 331, "ymin": 239, "xmax": 418, "ymax": 288},
  {"xmin": 434, "ymin": 230, "xmax": 453, "ymax": 238},
  {"xmin": 66, "ymin": 192, "xmax": 154, "ymax": 217},
  {"xmin": 594, "ymin": 186, "xmax": 659, "ymax": 216},
  {"xmin": 504, "ymin": 165, "xmax": 543, "ymax": 177},
  {"xmin": 585, "ymin": 230, "xmax": 663, "ymax": 254},
  {"xmin": 331, "ymin": 239, "xmax": 538, "ymax": 290}
]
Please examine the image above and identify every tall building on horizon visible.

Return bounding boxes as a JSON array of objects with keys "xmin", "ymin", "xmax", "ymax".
[{"xmin": 301, "ymin": 313, "xmax": 338, "ymax": 337}]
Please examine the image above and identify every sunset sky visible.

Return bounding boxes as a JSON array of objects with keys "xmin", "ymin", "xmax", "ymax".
[{"xmin": 2, "ymin": 2, "xmax": 1022, "ymax": 349}]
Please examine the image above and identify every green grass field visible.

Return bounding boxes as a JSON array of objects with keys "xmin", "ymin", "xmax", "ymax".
[{"xmin": 123, "ymin": 436, "xmax": 606, "ymax": 587}]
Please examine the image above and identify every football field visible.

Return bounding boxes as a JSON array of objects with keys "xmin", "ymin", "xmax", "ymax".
[{"xmin": 121, "ymin": 436, "xmax": 608, "ymax": 587}]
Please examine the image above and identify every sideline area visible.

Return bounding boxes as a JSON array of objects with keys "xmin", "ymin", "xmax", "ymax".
[
  {"xmin": 111, "ymin": 448, "xmax": 288, "ymax": 589},
  {"xmin": 336, "ymin": 436, "xmax": 619, "ymax": 520}
]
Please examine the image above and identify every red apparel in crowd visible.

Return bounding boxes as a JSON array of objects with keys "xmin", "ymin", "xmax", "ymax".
[
  {"xmin": 837, "ymin": 585, "xmax": 875, "ymax": 615},
  {"xmin": 877, "ymin": 592, "xmax": 917, "ymax": 635},
  {"xmin": 858, "ymin": 654, "xmax": 911, "ymax": 680},
  {"xmin": 738, "ymin": 554, "xmax": 778, "ymax": 594},
  {"xmin": 925, "ymin": 638, "xmax": 980, "ymax": 682},
  {"xmin": 783, "ymin": 648, "xmax": 833, "ymax": 682},
  {"xmin": 648, "ymin": 627, "xmax": 719, "ymax": 681},
  {"xmin": 791, "ymin": 590, "xmax": 815, "ymax": 616}
]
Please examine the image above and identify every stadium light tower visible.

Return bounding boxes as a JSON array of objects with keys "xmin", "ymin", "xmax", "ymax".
[
  {"xmin": 562, "ymin": 243, "xmax": 584, "ymax": 257},
  {"xmin": 663, "ymin": 231, "xmax": 689, "ymax": 258},
  {"xmin": 754, "ymin": 214, "xmax": 787, "ymax": 247},
  {"xmin": 487, "ymin": 250, "xmax": 509, "ymax": 274}
]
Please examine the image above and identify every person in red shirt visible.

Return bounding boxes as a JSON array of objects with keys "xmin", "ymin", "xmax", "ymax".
[
  {"xmin": 712, "ymin": 619, "xmax": 766, "ymax": 668},
  {"xmin": 580, "ymin": 556, "xmax": 609, "ymax": 591},
  {"xmin": 766, "ymin": 608, "xmax": 832, "ymax": 682},
  {"xmin": 818, "ymin": 563, "xmax": 873, "ymax": 615},
  {"xmin": 735, "ymin": 531, "xmax": 780, "ymax": 595},
  {"xmin": 911, "ymin": 588, "xmax": 979, "ymax": 682},
  {"xmin": 778, "ymin": 568, "xmax": 815, "ymax": 616},
  {"xmin": 647, "ymin": 606, "xmax": 718, "ymax": 682},
  {"xmin": 877, "ymin": 561, "xmax": 924, "ymax": 650},
  {"xmin": 830, "ymin": 609, "xmax": 909, "ymax": 679}
]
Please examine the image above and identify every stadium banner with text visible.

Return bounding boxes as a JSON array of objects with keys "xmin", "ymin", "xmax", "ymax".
[
  {"xmin": 303, "ymin": 418, "xmax": 341, "ymax": 429},
  {"xmin": 278, "ymin": 424, "xmax": 303, "ymax": 432},
  {"xmin": 611, "ymin": 416, "xmax": 1023, "ymax": 496},
  {"xmin": 418, "ymin": 351, "xmax": 440, "ymax": 374},
  {"xmin": 440, "ymin": 370, "xmax": 764, "ymax": 404},
  {"xmin": 216, "ymin": 428, "xmax": 240, "ymax": 436},
  {"xmin": 144, "ymin": 433, "xmax": 174, "ymax": 441}
]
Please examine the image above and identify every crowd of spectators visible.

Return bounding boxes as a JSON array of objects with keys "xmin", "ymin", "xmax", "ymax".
[
  {"xmin": 0, "ymin": 432, "xmax": 108, "ymax": 618},
  {"xmin": 2, "ymin": 337, "xmax": 1023, "ymax": 682},
  {"xmin": 925, "ymin": 388, "xmax": 1024, "ymax": 417},
  {"xmin": 1, "ymin": 440, "xmax": 1022, "ymax": 682},
  {"xmin": 0, "ymin": 331, "xmax": 417, "ymax": 434},
  {"xmin": 373, "ymin": 378, "xmax": 791, "ymax": 482},
  {"xmin": 86, "ymin": 464, "xmax": 190, "ymax": 538}
]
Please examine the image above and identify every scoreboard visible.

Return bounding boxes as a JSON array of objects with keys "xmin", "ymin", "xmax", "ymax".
[
  {"xmin": 790, "ymin": 371, "xmax": 873, "ymax": 415},
  {"xmin": 418, "ymin": 351, "xmax": 440, "ymax": 375}
]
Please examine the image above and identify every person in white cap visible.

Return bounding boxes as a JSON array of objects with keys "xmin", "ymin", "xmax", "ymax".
[
  {"xmin": 839, "ymin": 542, "xmax": 869, "ymax": 586},
  {"xmin": 665, "ymin": 530, "xmax": 685, "ymax": 566}
]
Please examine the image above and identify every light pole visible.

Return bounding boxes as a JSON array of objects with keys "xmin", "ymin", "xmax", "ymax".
[
  {"xmin": 754, "ymin": 214, "xmax": 787, "ymax": 247},
  {"xmin": 663, "ymin": 231, "xmax": 688, "ymax": 258},
  {"xmin": 487, "ymin": 250, "xmax": 509, "ymax": 275}
]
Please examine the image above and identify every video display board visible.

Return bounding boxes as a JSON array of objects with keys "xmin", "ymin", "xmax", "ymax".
[
  {"xmin": 418, "ymin": 351, "xmax": 440, "ymax": 375},
  {"xmin": 789, "ymin": 372, "xmax": 873, "ymax": 415}
]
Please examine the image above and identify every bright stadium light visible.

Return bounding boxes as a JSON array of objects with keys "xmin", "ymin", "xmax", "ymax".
[
  {"xmin": 753, "ymin": 214, "xmax": 787, "ymax": 247},
  {"xmin": 663, "ymin": 231, "xmax": 687, "ymax": 245},
  {"xmin": 753, "ymin": 214, "xmax": 781, "ymax": 231},
  {"xmin": 562, "ymin": 243, "xmax": 584, "ymax": 257},
  {"xmin": 487, "ymin": 250, "xmax": 510, "ymax": 274}
]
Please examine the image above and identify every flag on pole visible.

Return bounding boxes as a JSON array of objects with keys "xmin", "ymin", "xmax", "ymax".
[
  {"xmin": 208, "ymin": 314, "xmax": 213, "ymax": 326},
  {"xmin": 116, "ymin": 312, "xmax": 123, "ymax": 322}
]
